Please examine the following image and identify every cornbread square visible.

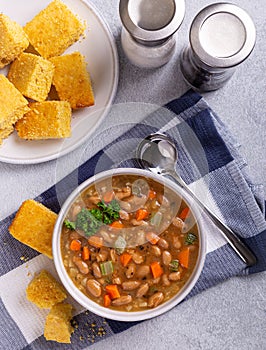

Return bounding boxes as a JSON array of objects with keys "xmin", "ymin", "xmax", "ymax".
[
  {"xmin": 50, "ymin": 52, "xmax": 94, "ymax": 109},
  {"xmin": 24, "ymin": 0, "xmax": 85, "ymax": 59},
  {"xmin": 8, "ymin": 53, "xmax": 55, "ymax": 102},
  {"xmin": 15, "ymin": 101, "xmax": 71, "ymax": 140},
  {"xmin": 9, "ymin": 199, "xmax": 57, "ymax": 259},
  {"xmin": 26, "ymin": 270, "xmax": 67, "ymax": 308},
  {"xmin": 0, "ymin": 14, "xmax": 29, "ymax": 68},
  {"xmin": 0, "ymin": 126, "xmax": 14, "ymax": 145},
  {"xmin": 0, "ymin": 75, "xmax": 30, "ymax": 130},
  {"xmin": 44, "ymin": 303, "xmax": 74, "ymax": 343}
]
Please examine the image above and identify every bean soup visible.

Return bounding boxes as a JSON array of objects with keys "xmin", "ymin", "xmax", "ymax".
[{"xmin": 61, "ymin": 174, "xmax": 200, "ymax": 311}]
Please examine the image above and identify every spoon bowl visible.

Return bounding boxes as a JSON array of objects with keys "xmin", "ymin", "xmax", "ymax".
[{"xmin": 136, "ymin": 133, "xmax": 257, "ymax": 267}]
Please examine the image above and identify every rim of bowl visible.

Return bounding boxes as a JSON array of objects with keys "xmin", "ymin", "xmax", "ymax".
[{"xmin": 53, "ymin": 168, "xmax": 206, "ymax": 322}]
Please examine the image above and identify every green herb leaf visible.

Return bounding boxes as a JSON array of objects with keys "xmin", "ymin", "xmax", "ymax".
[
  {"xmin": 64, "ymin": 220, "xmax": 76, "ymax": 230},
  {"xmin": 75, "ymin": 208, "xmax": 102, "ymax": 237},
  {"xmin": 185, "ymin": 233, "xmax": 197, "ymax": 245},
  {"xmin": 169, "ymin": 259, "xmax": 179, "ymax": 272},
  {"xmin": 65, "ymin": 199, "xmax": 121, "ymax": 237},
  {"xmin": 97, "ymin": 200, "xmax": 120, "ymax": 223}
]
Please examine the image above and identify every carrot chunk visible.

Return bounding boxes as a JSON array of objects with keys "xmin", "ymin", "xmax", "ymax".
[
  {"xmin": 105, "ymin": 284, "xmax": 121, "ymax": 299},
  {"xmin": 150, "ymin": 261, "xmax": 164, "ymax": 279},
  {"xmin": 88, "ymin": 236, "xmax": 103, "ymax": 248},
  {"xmin": 135, "ymin": 209, "xmax": 149, "ymax": 221},
  {"xmin": 120, "ymin": 252, "xmax": 132, "ymax": 267},
  {"xmin": 69, "ymin": 239, "xmax": 81, "ymax": 251},
  {"xmin": 178, "ymin": 247, "xmax": 190, "ymax": 268},
  {"xmin": 82, "ymin": 246, "xmax": 90, "ymax": 261},
  {"xmin": 179, "ymin": 207, "xmax": 190, "ymax": 220},
  {"xmin": 148, "ymin": 190, "xmax": 156, "ymax": 199},
  {"xmin": 103, "ymin": 191, "xmax": 115, "ymax": 203},
  {"xmin": 146, "ymin": 232, "xmax": 160, "ymax": 245},
  {"xmin": 110, "ymin": 221, "xmax": 124, "ymax": 229},
  {"xmin": 103, "ymin": 294, "xmax": 111, "ymax": 307}
]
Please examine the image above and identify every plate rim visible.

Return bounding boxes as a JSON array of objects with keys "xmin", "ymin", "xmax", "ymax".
[{"xmin": 0, "ymin": 0, "xmax": 119, "ymax": 165}]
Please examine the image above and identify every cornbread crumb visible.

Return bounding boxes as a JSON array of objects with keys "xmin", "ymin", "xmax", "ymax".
[
  {"xmin": 9, "ymin": 199, "xmax": 57, "ymax": 258},
  {"xmin": 44, "ymin": 303, "xmax": 74, "ymax": 343},
  {"xmin": 0, "ymin": 126, "xmax": 14, "ymax": 145},
  {"xmin": 0, "ymin": 14, "xmax": 29, "ymax": 68},
  {"xmin": 26, "ymin": 270, "xmax": 67, "ymax": 308},
  {"xmin": 0, "ymin": 74, "xmax": 30, "ymax": 130},
  {"xmin": 50, "ymin": 52, "xmax": 94, "ymax": 109},
  {"xmin": 8, "ymin": 53, "xmax": 55, "ymax": 102},
  {"xmin": 24, "ymin": 0, "xmax": 85, "ymax": 58},
  {"xmin": 15, "ymin": 101, "xmax": 71, "ymax": 140}
]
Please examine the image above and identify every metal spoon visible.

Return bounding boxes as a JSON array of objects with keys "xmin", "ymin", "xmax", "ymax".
[{"xmin": 136, "ymin": 133, "xmax": 257, "ymax": 267}]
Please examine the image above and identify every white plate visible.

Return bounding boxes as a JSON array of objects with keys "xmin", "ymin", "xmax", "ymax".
[{"xmin": 0, "ymin": 0, "xmax": 118, "ymax": 164}]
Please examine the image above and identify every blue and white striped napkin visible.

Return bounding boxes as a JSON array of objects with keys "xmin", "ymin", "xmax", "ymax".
[{"xmin": 1, "ymin": 90, "xmax": 265, "ymax": 350}]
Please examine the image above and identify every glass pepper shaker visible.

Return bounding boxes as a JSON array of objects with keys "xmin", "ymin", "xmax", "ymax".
[
  {"xmin": 119, "ymin": 0, "xmax": 185, "ymax": 69},
  {"xmin": 180, "ymin": 3, "xmax": 256, "ymax": 92}
]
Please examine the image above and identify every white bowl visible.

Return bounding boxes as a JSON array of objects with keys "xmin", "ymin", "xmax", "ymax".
[{"xmin": 53, "ymin": 168, "xmax": 206, "ymax": 321}]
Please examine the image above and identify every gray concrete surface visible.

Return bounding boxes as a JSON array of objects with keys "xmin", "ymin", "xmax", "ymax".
[{"xmin": 0, "ymin": 0, "xmax": 265, "ymax": 349}]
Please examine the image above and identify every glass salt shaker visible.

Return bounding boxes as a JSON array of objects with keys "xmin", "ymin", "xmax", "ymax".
[
  {"xmin": 119, "ymin": 0, "xmax": 185, "ymax": 69},
  {"xmin": 180, "ymin": 3, "xmax": 256, "ymax": 92}
]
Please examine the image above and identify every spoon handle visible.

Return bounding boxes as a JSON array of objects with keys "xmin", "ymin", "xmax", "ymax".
[{"xmin": 167, "ymin": 171, "xmax": 257, "ymax": 267}]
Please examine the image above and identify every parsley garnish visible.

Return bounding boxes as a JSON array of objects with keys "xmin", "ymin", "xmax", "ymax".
[
  {"xmin": 63, "ymin": 200, "xmax": 121, "ymax": 237},
  {"xmin": 169, "ymin": 259, "xmax": 179, "ymax": 272},
  {"xmin": 97, "ymin": 200, "xmax": 120, "ymax": 224},
  {"xmin": 185, "ymin": 233, "xmax": 197, "ymax": 245},
  {"xmin": 64, "ymin": 220, "xmax": 76, "ymax": 230}
]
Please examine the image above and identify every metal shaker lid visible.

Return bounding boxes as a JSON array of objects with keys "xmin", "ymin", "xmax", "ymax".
[
  {"xmin": 190, "ymin": 3, "xmax": 256, "ymax": 68},
  {"xmin": 119, "ymin": 0, "xmax": 185, "ymax": 44}
]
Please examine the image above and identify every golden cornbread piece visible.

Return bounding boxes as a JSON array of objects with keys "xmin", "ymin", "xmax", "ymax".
[
  {"xmin": 0, "ymin": 14, "xmax": 29, "ymax": 68},
  {"xmin": 26, "ymin": 270, "xmax": 67, "ymax": 309},
  {"xmin": 50, "ymin": 52, "xmax": 95, "ymax": 109},
  {"xmin": 44, "ymin": 303, "xmax": 74, "ymax": 343},
  {"xmin": 8, "ymin": 53, "xmax": 55, "ymax": 102},
  {"xmin": 0, "ymin": 126, "xmax": 14, "ymax": 145},
  {"xmin": 0, "ymin": 74, "xmax": 30, "ymax": 130},
  {"xmin": 15, "ymin": 101, "xmax": 71, "ymax": 140},
  {"xmin": 24, "ymin": 0, "xmax": 85, "ymax": 59},
  {"xmin": 9, "ymin": 199, "xmax": 57, "ymax": 259}
]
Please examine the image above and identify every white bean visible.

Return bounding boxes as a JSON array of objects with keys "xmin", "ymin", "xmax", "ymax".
[
  {"xmin": 73, "ymin": 257, "xmax": 89, "ymax": 275},
  {"xmin": 162, "ymin": 251, "xmax": 172, "ymax": 266},
  {"xmin": 119, "ymin": 210, "xmax": 130, "ymax": 220},
  {"xmin": 173, "ymin": 236, "xmax": 181, "ymax": 249},
  {"xmin": 150, "ymin": 245, "xmax": 161, "ymax": 257},
  {"xmin": 125, "ymin": 263, "xmax": 136, "ymax": 279},
  {"xmin": 92, "ymin": 262, "xmax": 102, "ymax": 279},
  {"xmin": 162, "ymin": 274, "xmax": 171, "ymax": 286},
  {"xmin": 112, "ymin": 276, "xmax": 122, "ymax": 285},
  {"xmin": 169, "ymin": 272, "xmax": 181, "ymax": 281},
  {"xmin": 122, "ymin": 281, "xmax": 141, "ymax": 290},
  {"xmin": 158, "ymin": 238, "xmax": 169, "ymax": 249},
  {"xmin": 86, "ymin": 279, "xmax": 102, "ymax": 297},
  {"xmin": 136, "ymin": 265, "xmax": 150, "ymax": 279},
  {"xmin": 148, "ymin": 292, "xmax": 164, "ymax": 308},
  {"xmin": 132, "ymin": 252, "xmax": 144, "ymax": 264},
  {"xmin": 112, "ymin": 295, "xmax": 132, "ymax": 306},
  {"xmin": 136, "ymin": 283, "xmax": 149, "ymax": 298},
  {"xmin": 172, "ymin": 217, "xmax": 184, "ymax": 229}
]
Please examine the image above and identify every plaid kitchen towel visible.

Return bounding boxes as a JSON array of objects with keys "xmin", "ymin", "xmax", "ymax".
[{"xmin": 0, "ymin": 90, "xmax": 265, "ymax": 350}]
